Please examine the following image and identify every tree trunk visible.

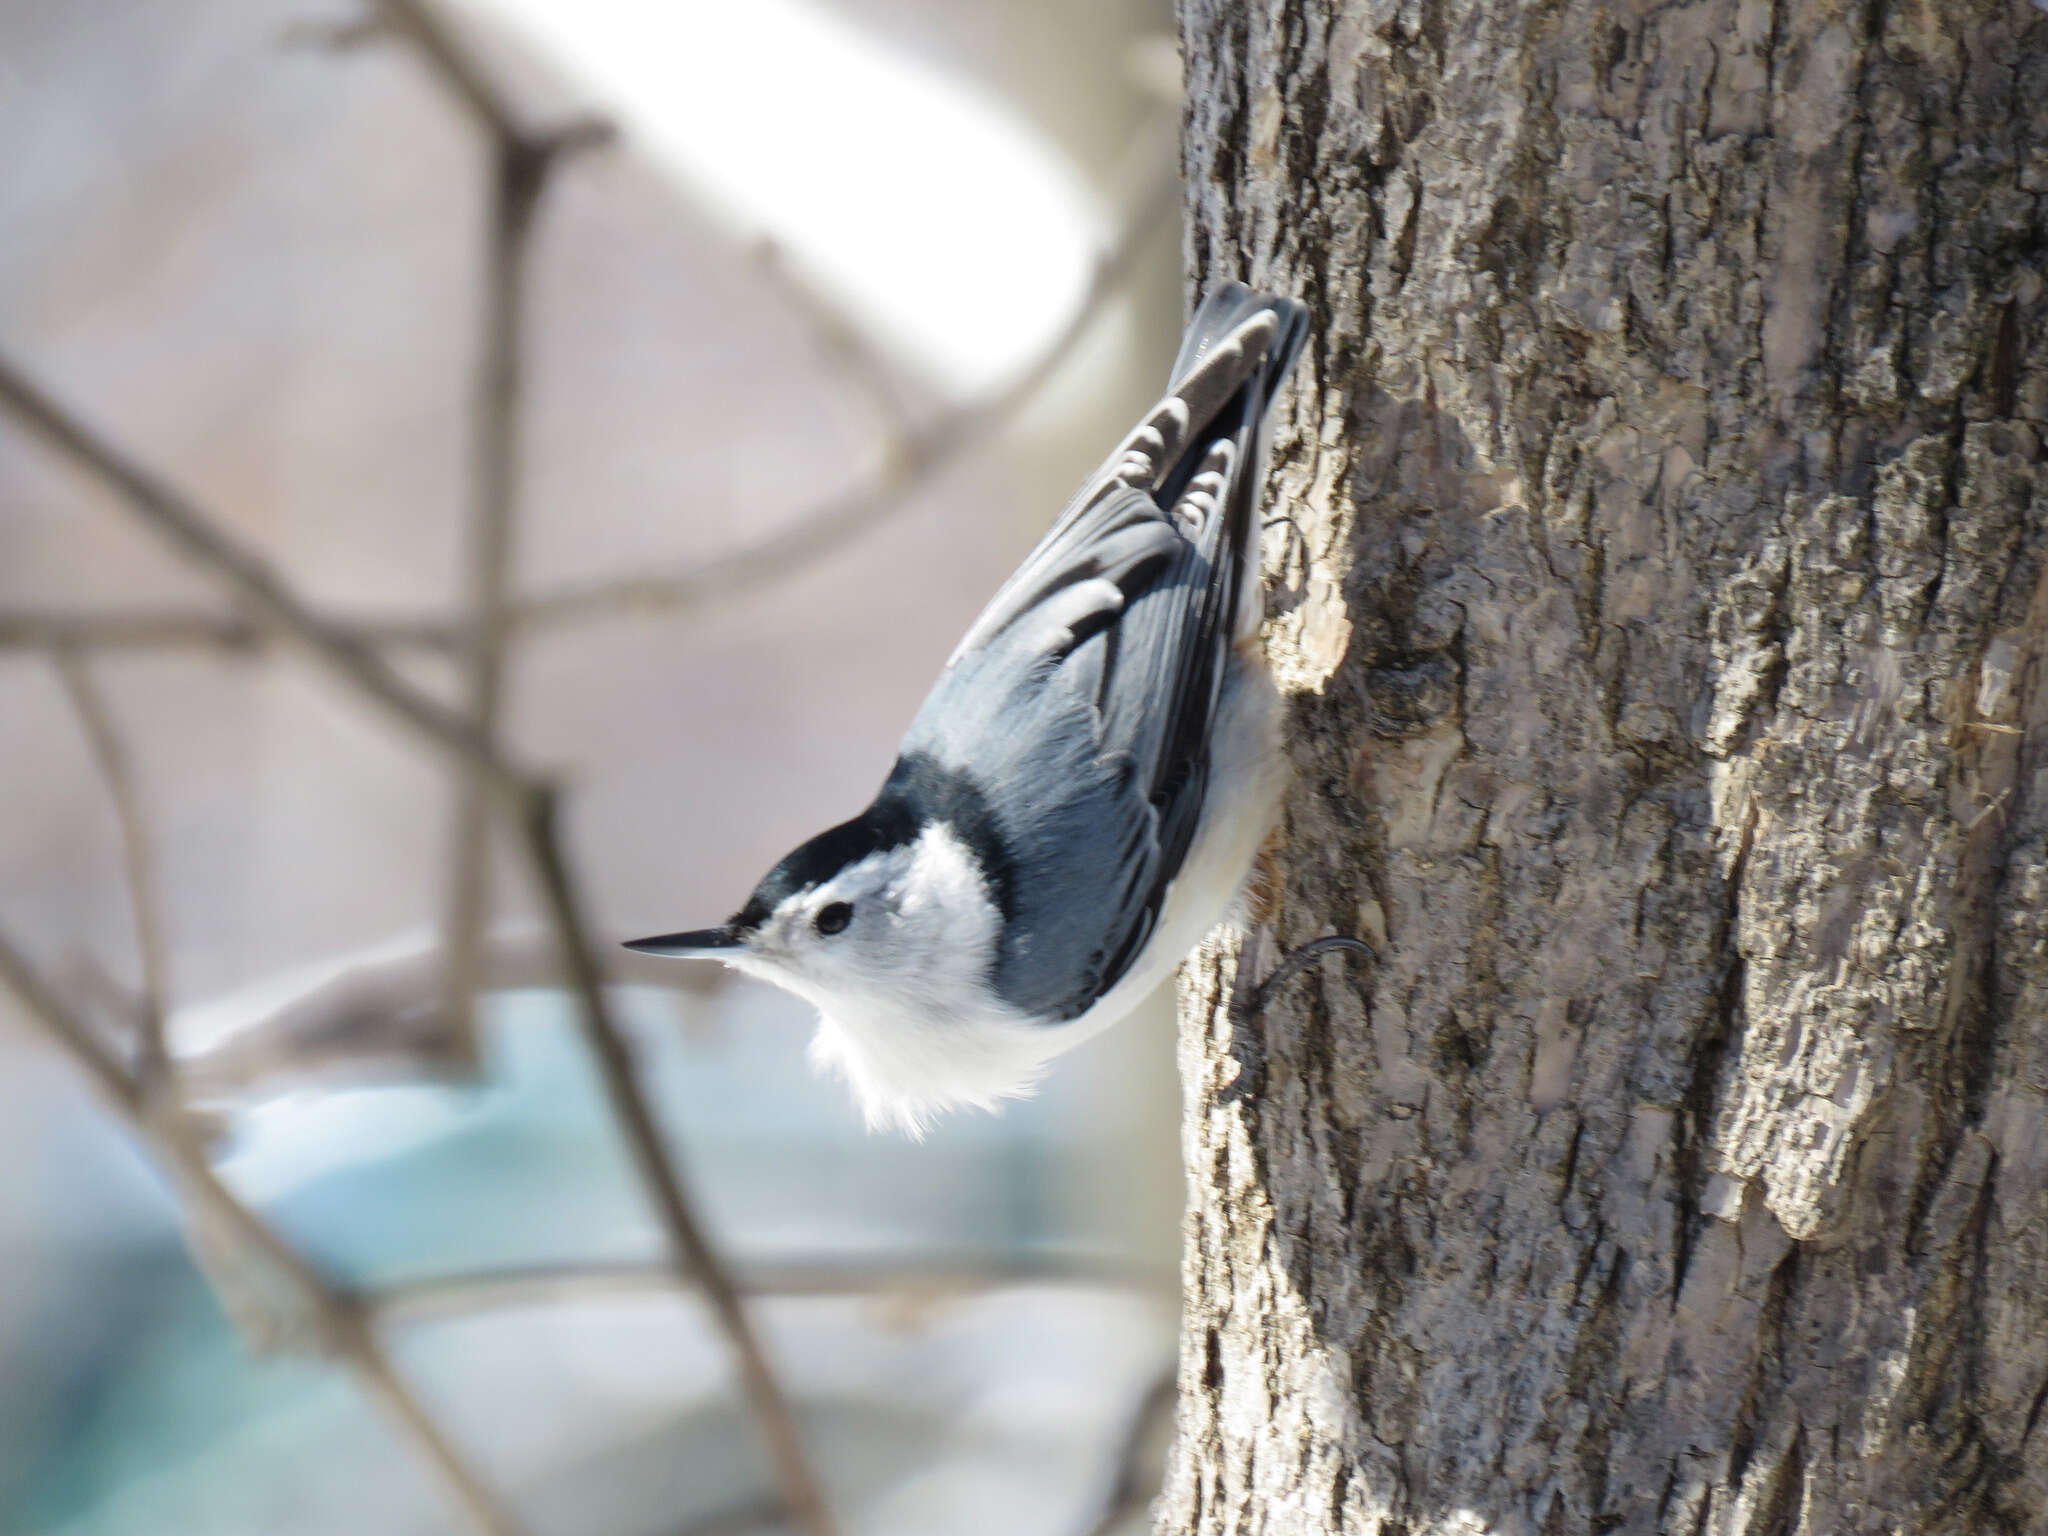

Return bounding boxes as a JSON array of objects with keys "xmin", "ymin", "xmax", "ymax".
[{"xmin": 1166, "ymin": 2, "xmax": 2048, "ymax": 1532}]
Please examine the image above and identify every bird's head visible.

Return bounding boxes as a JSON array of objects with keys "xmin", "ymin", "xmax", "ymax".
[{"xmin": 626, "ymin": 805, "xmax": 1056, "ymax": 1135}]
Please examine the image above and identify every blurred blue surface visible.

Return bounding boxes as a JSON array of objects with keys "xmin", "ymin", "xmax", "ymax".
[{"xmin": 2, "ymin": 985, "xmax": 1174, "ymax": 1536}]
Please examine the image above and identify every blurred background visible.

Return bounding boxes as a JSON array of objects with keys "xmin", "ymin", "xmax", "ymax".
[{"xmin": 0, "ymin": 1, "xmax": 1193, "ymax": 1532}]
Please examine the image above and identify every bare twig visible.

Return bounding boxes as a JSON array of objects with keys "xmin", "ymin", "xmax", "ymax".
[
  {"xmin": 0, "ymin": 350, "xmax": 517, "ymax": 788},
  {"xmin": 522, "ymin": 790, "xmax": 838, "ymax": 1536},
  {"xmin": 0, "ymin": 928, "xmax": 526, "ymax": 1536},
  {"xmin": 1076, "ymin": 1371, "xmax": 1177, "ymax": 1536},
  {"xmin": 370, "ymin": 0, "xmax": 612, "ymax": 161},
  {"xmin": 517, "ymin": 139, "xmax": 1180, "ymax": 630},
  {"xmin": 0, "ymin": 123, "xmax": 1172, "ymax": 662},
  {"xmin": 373, "ymin": 0, "xmax": 523, "ymax": 141},
  {"xmin": 373, "ymin": 1251, "xmax": 1170, "ymax": 1328},
  {"xmin": 1, "ymin": 141, "xmax": 1171, "ymax": 663},
  {"xmin": 51, "ymin": 648, "xmax": 172, "ymax": 1089},
  {"xmin": 369, "ymin": 7, "xmax": 833, "ymax": 1528},
  {"xmin": 0, "ymin": 80, "xmax": 1175, "ymax": 1536},
  {"xmin": 66, "ymin": 948, "xmax": 155, "ymax": 1048},
  {"xmin": 0, "ymin": 605, "xmax": 455, "ymax": 653},
  {"xmin": 437, "ymin": 100, "xmax": 552, "ymax": 1076},
  {"xmin": 278, "ymin": 11, "xmax": 388, "ymax": 51},
  {"xmin": 0, "ymin": 350, "xmax": 831, "ymax": 1536},
  {"xmin": 170, "ymin": 924, "xmax": 727, "ymax": 1101}
]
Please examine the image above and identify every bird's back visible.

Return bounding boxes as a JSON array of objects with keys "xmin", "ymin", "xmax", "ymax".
[{"xmin": 897, "ymin": 285, "xmax": 1309, "ymax": 1022}]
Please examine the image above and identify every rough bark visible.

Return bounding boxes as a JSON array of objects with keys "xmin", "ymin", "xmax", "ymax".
[{"xmin": 1167, "ymin": 3, "xmax": 2048, "ymax": 1533}]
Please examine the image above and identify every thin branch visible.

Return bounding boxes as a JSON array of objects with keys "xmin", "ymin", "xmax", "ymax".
[
  {"xmin": 366, "ymin": 6, "xmax": 834, "ymax": 1527},
  {"xmin": 1076, "ymin": 1371, "xmax": 1177, "ymax": 1536},
  {"xmin": 0, "ymin": 349, "xmax": 831, "ymax": 1536},
  {"xmin": 278, "ymin": 11, "xmax": 388, "ymax": 51},
  {"xmin": 517, "ymin": 136, "xmax": 1180, "ymax": 630},
  {"xmin": 0, "ymin": 605, "xmax": 455, "ymax": 653},
  {"xmin": 170, "ymin": 924, "xmax": 728, "ymax": 1102},
  {"xmin": 370, "ymin": 2, "xmax": 613, "ymax": 162},
  {"xmin": 373, "ymin": 0, "xmax": 524, "ymax": 141},
  {"xmin": 66, "ymin": 948, "xmax": 158, "ymax": 1050},
  {"xmin": 438, "ymin": 107, "xmax": 552, "ymax": 1077},
  {"xmin": 0, "ymin": 350, "xmax": 517, "ymax": 790},
  {"xmin": 0, "ymin": 123, "xmax": 1171, "ymax": 662},
  {"xmin": 0, "ymin": 92, "xmax": 1174, "ymax": 1536},
  {"xmin": 373, "ymin": 1252, "xmax": 1170, "ymax": 1328},
  {"xmin": 0, "ymin": 137, "xmax": 1169, "ymax": 663},
  {"xmin": 521, "ymin": 790, "xmax": 838, "ymax": 1536},
  {"xmin": 52, "ymin": 648, "xmax": 171, "ymax": 1089},
  {"xmin": 0, "ymin": 927, "xmax": 526, "ymax": 1536}
]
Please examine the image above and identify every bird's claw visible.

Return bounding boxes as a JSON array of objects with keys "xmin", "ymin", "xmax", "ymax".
[{"xmin": 1241, "ymin": 934, "xmax": 1377, "ymax": 1018}]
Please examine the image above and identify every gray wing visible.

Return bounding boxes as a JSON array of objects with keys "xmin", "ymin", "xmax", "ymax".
[{"xmin": 900, "ymin": 285, "xmax": 1309, "ymax": 1021}]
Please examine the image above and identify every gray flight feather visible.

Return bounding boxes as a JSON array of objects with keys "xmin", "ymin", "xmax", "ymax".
[{"xmin": 901, "ymin": 284, "xmax": 1309, "ymax": 1021}]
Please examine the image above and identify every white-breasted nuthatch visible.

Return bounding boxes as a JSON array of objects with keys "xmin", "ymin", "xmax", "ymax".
[{"xmin": 627, "ymin": 284, "xmax": 1309, "ymax": 1134}]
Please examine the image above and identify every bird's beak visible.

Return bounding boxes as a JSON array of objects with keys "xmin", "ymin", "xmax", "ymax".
[{"xmin": 621, "ymin": 925, "xmax": 745, "ymax": 958}]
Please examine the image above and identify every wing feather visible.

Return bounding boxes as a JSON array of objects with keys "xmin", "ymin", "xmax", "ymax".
[{"xmin": 902, "ymin": 285, "xmax": 1308, "ymax": 1019}]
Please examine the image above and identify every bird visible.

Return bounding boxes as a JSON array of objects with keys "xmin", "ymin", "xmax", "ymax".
[{"xmin": 626, "ymin": 284, "xmax": 1310, "ymax": 1135}]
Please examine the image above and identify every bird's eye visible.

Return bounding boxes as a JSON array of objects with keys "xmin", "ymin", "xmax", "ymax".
[{"xmin": 815, "ymin": 902, "xmax": 853, "ymax": 936}]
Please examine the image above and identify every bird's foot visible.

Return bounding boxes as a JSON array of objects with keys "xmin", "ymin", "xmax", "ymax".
[{"xmin": 1240, "ymin": 935, "xmax": 1377, "ymax": 1018}]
